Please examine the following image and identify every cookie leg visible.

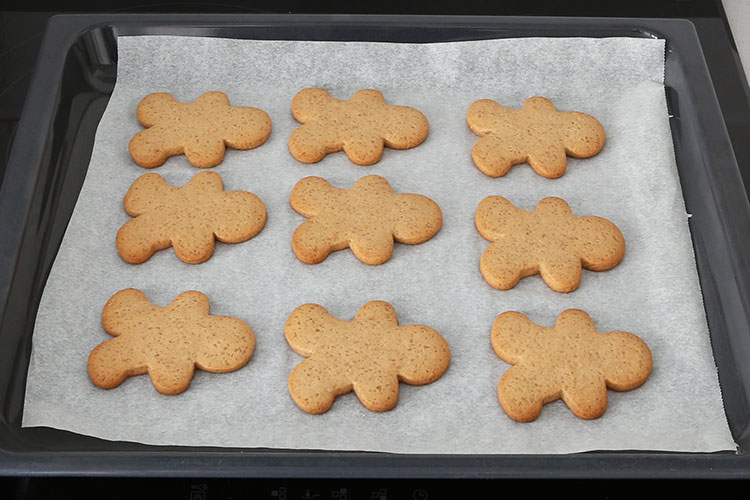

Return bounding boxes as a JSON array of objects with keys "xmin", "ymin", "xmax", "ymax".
[
  {"xmin": 88, "ymin": 336, "xmax": 148, "ymax": 390},
  {"xmin": 116, "ymin": 216, "xmax": 172, "ymax": 264},
  {"xmin": 480, "ymin": 240, "xmax": 539, "ymax": 290},
  {"xmin": 288, "ymin": 357, "xmax": 353, "ymax": 414},
  {"xmin": 288, "ymin": 124, "xmax": 339, "ymax": 164},
  {"xmin": 292, "ymin": 219, "xmax": 343, "ymax": 264},
  {"xmin": 471, "ymin": 135, "xmax": 518, "ymax": 177},
  {"xmin": 129, "ymin": 127, "xmax": 182, "ymax": 168},
  {"xmin": 498, "ymin": 364, "xmax": 560, "ymax": 422}
]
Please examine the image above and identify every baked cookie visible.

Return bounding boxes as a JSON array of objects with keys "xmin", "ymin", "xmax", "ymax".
[
  {"xmin": 285, "ymin": 301, "xmax": 450, "ymax": 414},
  {"xmin": 290, "ymin": 175, "xmax": 442, "ymax": 265},
  {"xmin": 491, "ymin": 309, "xmax": 652, "ymax": 421},
  {"xmin": 288, "ymin": 88, "xmax": 429, "ymax": 165},
  {"xmin": 475, "ymin": 196, "xmax": 624, "ymax": 292},
  {"xmin": 88, "ymin": 289, "xmax": 255, "ymax": 395},
  {"xmin": 117, "ymin": 171, "xmax": 266, "ymax": 264},
  {"xmin": 129, "ymin": 91, "xmax": 271, "ymax": 168},
  {"xmin": 467, "ymin": 96, "xmax": 605, "ymax": 178}
]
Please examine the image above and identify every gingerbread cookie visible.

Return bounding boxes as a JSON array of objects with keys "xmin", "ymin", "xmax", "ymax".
[
  {"xmin": 475, "ymin": 196, "xmax": 625, "ymax": 292},
  {"xmin": 88, "ymin": 289, "xmax": 255, "ymax": 395},
  {"xmin": 467, "ymin": 96, "xmax": 605, "ymax": 178},
  {"xmin": 129, "ymin": 91, "xmax": 271, "ymax": 168},
  {"xmin": 288, "ymin": 88, "xmax": 429, "ymax": 165},
  {"xmin": 117, "ymin": 171, "xmax": 266, "ymax": 264},
  {"xmin": 290, "ymin": 175, "xmax": 442, "ymax": 265},
  {"xmin": 285, "ymin": 301, "xmax": 450, "ymax": 414},
  {"xmin": 491, "ymin": 309, "xmax": 652, "ymax": 421}
]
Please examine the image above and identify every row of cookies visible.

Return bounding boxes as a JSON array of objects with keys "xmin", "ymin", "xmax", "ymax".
[
  {"xmin": 87, "ymin": 289, "xmax": 651, "ymax": 422},
  {"xmin": 116, "ymin": 170, "xmax": 624, "ymax": 293},
  {"xmin": 128, "ymin": 89, "xmax": 605, "ymax": 178}
]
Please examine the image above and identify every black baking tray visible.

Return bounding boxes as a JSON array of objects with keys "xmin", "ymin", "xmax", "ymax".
[{"xmin": 1, "ymin": 14, "xmax": 749, "ymax": 478}]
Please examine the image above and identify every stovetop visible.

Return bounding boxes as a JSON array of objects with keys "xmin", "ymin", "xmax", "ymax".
[{"xmin": 1, "ymin": 0, "xmax": 748, "ymax": 496}]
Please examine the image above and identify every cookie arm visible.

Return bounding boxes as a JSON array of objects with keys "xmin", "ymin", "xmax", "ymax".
[
  {"xmin": 348, "ymin": 226, "xmax": 395, "ymax": 265},
  {"xmin": 352, "ymin": 370, "xmax": 400, "ymax": 412},
  {"xmin": 560, "ymin": 370, "xmax": 609, "ymax": 420},
  {"xmin": 537, "ymin": 248, "xmax": 583, "ymax": 293}
]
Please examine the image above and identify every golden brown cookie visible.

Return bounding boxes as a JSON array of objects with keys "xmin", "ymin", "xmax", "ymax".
[
  {"xmin": 290, "ymin": 175, "xmax": 442, "ymax": 265},
  {"xmin": 116, "ymin": 171, "xmax": 266, "ymax": 265},
  {"xmin": 288, "ymin": 88, "xmax": 429, "ymax": 165},
  {"xmin": 285, "ymin": 301, "xmax": 450, "ymax": 414},
  {"xmin": 129, "ymin": 91, "xmax": 271, "ymax": 168},
  {"xmin": 88, "ymin": 289, "xmax": 256, "ymax": 395},
  {"xmin": 491, "ymin": 309, "xmax": 652, "ymax": 422},
  {"xmin": 467, "ymin": 96, "xmax": 605, "ymax": 178},
  {"xmin": 475, "ymin": 196, "xmax": 625, "ymax": 293}
]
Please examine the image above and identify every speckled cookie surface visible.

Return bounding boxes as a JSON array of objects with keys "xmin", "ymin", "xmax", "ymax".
[
  {"xmin": 288, "ymin": 88, "xmax": 429, "ymax": 165},
  {"xmin": 290, "ymin": 175, "xmax": 442, "ymax": 265},
  {"xmin": 88, "ymin": 289, "xmax": 256, "ymax": 395},
  {"xmin": 491, "ymin": 309, "xmax": 652, "ymax": 422},
  {"xmin": 285, "ymin": 301, "xmax": 450, "ymax": 414},
  {"xmin": 116, "ymin": 171, "xmax": 266, "ymax": 264},
  {"xmin": 475, "ymin": 196, "xmax": 625, "ymax": 293},
  {"xmin": 467, "ymin": 96, "xmax": 605, "ymax": 178},
  {"xmin": 129, "ymin": 91, "xmax": 271, "ymax": 168}
]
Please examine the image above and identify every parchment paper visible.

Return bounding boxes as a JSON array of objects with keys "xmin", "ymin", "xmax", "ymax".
[{"xmin": 21, "ymin": 35, "xmax": 736, "ymax": 454}]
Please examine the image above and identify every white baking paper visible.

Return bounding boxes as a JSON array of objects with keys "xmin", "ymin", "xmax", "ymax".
[{"xmin": 21, "ymin": 35, "xmax": 736, "ymax": 454}]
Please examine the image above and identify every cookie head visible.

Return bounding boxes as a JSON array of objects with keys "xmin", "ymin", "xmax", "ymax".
[
  {"xmin": 88, "ymin": 289, "xmax": 255, "ymax": 395},
  {"xmin": 285, "ymin": 301, "xmax": 450, "ymax": 414},
  {"xmin": 467, "ymin": 96, "xmax": 605, "ymax": 178},
  {"xmin": 288, "ymin": 88, "xmax": 429, "ymax": 165},
  {"xmin": 290, "ymin": 175, "xmax": 442, "ymax": 265},
  {"xmin": 129, "ymin": 91, "xmax": 271, "ymax": 168},
  {"xmin": 491, "ymin": 309, "xmax": 652, "ymax": 422}
]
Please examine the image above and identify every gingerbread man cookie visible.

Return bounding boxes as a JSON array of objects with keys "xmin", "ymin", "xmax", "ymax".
[
  {"xmin": 88, "ymin": 289, "xmax": 256, "ymax": 395},
  {"xmin": 467, "ymin": 96, "xmax": 605, "ymax": 178},
  {"xmin": 285, "ymin": 301, "xmax": 450, "ymax": 414},
  {"xmin": 288, "ymin": 88, "xmax": 429, "ymax": 165},
  {"xmin": 475, "ymin": 196, "xmax": 625, "ymax": 293},
  {"xmin": 290, "ymin": 175, "xmax": 442, "ymax": 265},
  {"xmin": 116, "ymin": 171, "xmax": 266, "ymax": 264},
  {"xmin": 129, "ymin": 91, "xmax": 271, "ymax": 168},
  {"xmin": 491, "ymin": 309, "xmax": 652, "ymax": 421}
]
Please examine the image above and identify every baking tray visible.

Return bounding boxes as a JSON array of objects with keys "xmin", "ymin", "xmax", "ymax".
[{"xmin": 1, "ymin": 14, "xmax": 749, "ymax": 478}]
